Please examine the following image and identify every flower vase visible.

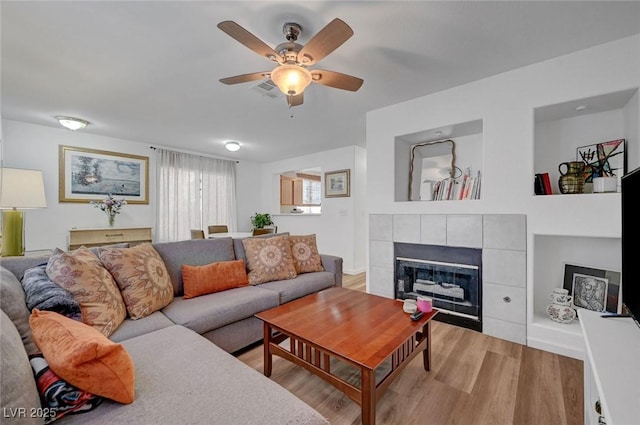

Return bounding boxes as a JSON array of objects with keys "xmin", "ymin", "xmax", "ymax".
[{"xmin": 108, "ymin": 214, "xmax": 115, "ymax": 227}]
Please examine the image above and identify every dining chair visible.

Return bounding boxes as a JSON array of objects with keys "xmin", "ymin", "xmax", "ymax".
[
  {"xmin": 190, "ymin": 229, "xmax": 205, "ymax": 239},
  {"xmin": 252, "ymin": 228, "xmax": 275, "ymax": 236},
  {"xmin": 208, "ymin": 225, "xmax": 229, "ymax": 234}
]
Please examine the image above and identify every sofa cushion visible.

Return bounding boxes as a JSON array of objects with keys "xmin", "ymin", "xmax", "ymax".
[
  {"xmin": 0, "ymin": 310, "xmax": 42, "ymax": 425},
  {"xmin": 289, "ymin": 234, "xmax": 324, "ymax": 274},
  {"xmin": 260, "ymin": 271, "xmax": 336, "ymax": 304},
  {"xmin": 98, "ymin": 243, "xmax": 174, "ymax": 320},
  {"xmin": 30, "ymin": 310, "xmax": 135, "ymax": 404},
  {"xmin": 0, "ymin": 266, "xmax": 38, "ymax": 354},
  {"xmin": 46, "ymin": 248, "xmax": 126, "ymax": 337},
  {"xmin": 161, "ymin": 286, "xmax": 279, "ymax": 334},
  {"xmin": 109, "ymin": 311, "xmax": 175, "ymax": 343},
  {"xmin": 57, "ymin": 325, "xmax": 329, "ymax": 425},
  {"xmin": 242, "ymin": 234, "xmax": 297, "ymax": 285},
  {"xmin": 21, "ymin": 264, "xmax": 82, "ymax": 321},
  {"xmin": 153, "ymin": 238, "xmax": 236, "ymax": 296},
  {"xmin": 233, "ymin": 231, "xmax": 289, "ymax": 268},
  {"xmin": 182, "ymin": 259, "xmax": 249, "ymax": 299}
]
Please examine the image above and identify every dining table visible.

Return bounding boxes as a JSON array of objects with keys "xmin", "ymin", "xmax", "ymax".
[{"xmin": 208, "ymin": 232, "xmax": 253, "ymax": 239}]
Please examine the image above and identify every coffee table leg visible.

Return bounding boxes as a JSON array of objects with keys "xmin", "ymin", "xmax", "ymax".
[
  {"xmin": 422, "ymin": 320, "xmax": 431, "ymax": 371},
  {"xmin": 361, "ymin": 368, "xmax": 376, "ymax": 425},
  {"xmin": 263, "ymin": 322, "xmax": 272, "ymax": 377}
]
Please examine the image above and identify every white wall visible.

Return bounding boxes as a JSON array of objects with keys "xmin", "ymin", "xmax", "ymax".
[
  {"xmin": 366, "ymin": 34, "xmax": 640, "ymax": 355},
  {"xmin": 259, "ymin": 145, "xmax": 366, "ymax": 274},
  {"xmin": 0, "ymin": 119, "xmax": 259, "ymax": 250}
]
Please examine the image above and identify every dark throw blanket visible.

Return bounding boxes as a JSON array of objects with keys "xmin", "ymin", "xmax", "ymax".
[{"xmin": 21, "ymin": 264, "xmax": 82, "ymax": 321}]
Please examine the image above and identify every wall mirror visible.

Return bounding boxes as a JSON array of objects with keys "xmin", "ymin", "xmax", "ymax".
[{"xmin": 408, "ymin": 140, "xmax": 456, "ymax": 201}]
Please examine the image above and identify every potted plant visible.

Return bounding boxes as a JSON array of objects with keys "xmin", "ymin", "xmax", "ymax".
[{"xmin": 250, "ymin": 212, "xmax": 274, "ymax": 229}]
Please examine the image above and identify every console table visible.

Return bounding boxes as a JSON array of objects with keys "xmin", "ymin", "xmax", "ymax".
[
  {"xmin": 579, "ymin": 309, "xmax": 640, "ymax": 425},
  {"xmin": 69, "ymin": 227, "xmax": 152, "ymax": 250}
]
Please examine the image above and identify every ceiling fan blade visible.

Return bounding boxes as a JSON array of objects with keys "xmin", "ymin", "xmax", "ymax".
[
  {"xmin": 219, "ymin": 71, "xmax": 270, "ymax": 85},
  {"xmin": 311, "ymin": 70, "xmax": 363, "ymax": 92},
  {"xmin": 287, "ymin": 93, "xmax": 304, "ymax": 107},
  {"xmin": 217, "ymin": 21, "xmax": 282, "ymax": 63},
  {"xmin": 297, "ymin": 18, "xmax": 353, "ymax": 66}
]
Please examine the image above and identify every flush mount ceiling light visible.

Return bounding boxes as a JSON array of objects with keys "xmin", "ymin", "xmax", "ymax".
[
  {"xmin": 56, "ymin": 116, "xmax": 90, "ymax": 131},
  {"xmin": 225, "ymin": 141, "xmax": 241, "ymax": 152}
]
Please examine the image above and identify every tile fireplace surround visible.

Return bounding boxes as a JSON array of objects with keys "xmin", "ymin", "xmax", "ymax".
[{"xmin": 369, "ymin": 214, "xmax": 526, "ymax": 345}]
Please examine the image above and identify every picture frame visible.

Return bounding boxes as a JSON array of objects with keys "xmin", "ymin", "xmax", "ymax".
[
  {"xmin": 576, "ymin": 138, "xmax": 626, "ymax": 182},
  {"xmin": 324, "ymin": 169, "xmax": 350, "ymax": 198},
  {"xmin": 562, "ymin": 263, "xmax": 621, "ymax": 313},
  {"xmin": 59, "ymin": 145, "xmax": 149, "ymax": 204}
]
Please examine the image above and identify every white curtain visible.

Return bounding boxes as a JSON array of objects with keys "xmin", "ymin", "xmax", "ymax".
[{"xmin": 156, "ymin": 149, "xmax": 237, "ymax": 242}]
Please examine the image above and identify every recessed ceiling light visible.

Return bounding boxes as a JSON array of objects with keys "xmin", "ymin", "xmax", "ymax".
[
  {"xmin": 575, "ymin": 105, "xmax": 587, "ymax": 112},
  {"xmin": 56, "ymin": 116, "xmax": 90, "ymax": 131},
  {"xmin": 225, "ymin": 141, "xmax": 240, "ymax": 152}
]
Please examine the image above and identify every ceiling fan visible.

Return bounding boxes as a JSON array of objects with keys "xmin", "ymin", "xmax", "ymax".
[{"xmin": 217, "ymin": 18, "xmax": 363, "ymax": 107}]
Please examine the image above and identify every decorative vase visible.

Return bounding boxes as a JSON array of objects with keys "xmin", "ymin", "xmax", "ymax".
[
  {"xmin": 558, "ymin": 161, "xmax": 586, "ymax": 194},
  {"xmin": 108, "ymin": 213, "xmax": 115, "ymax": 227}
]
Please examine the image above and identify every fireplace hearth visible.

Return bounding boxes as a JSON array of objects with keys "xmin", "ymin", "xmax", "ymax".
[{"xmin": 395, "ymin": 242, "xmax": 482, "ymax": 331}]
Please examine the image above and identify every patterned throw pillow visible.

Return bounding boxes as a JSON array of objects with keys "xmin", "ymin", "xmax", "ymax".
[
  {"xmin": 242, "ymin": 235, "xmax": 297, "ymax": 285},
  {"xmin": 289, "ymin": 234, "xmax": 324, "ymax": 274},
  {"xmin": 46, "ymin": 248, "xmax": 126, "ymax": 337},
  {"xmin": 98, "ymin": 243, "xmax": 174, "ymax": 320},
  {"xmin": 182, "ymin": 260, "xmax": 249, "ymax": 299}
]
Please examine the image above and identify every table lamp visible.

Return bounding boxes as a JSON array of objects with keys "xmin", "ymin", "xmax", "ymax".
[{"xmin": 0, "ymin": 167, "xmax": 47, "ymax": 256}]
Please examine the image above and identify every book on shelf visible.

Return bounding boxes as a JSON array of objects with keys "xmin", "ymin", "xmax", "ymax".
[
  {"xmin": 534, "ymin": 172, "xmax": 553, "ymax": 195},
  {"xmin": 430, "ymin": 169, "xmax": 481, "ymax": 201}
]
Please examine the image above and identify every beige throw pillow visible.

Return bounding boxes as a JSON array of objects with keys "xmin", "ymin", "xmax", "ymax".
[
  {"xmin": 289, "ymin": 234, "xmax": 324, "ymax": 274},
  {"xmin": 98, "ymin": 243, "xmax": 174, "ymax": 320},
  {"xmin": 242, "ymin": 235, "xmax": 297, "ymax": 285},
  {"xmin": 46, "ymin": 248, "xmax": 126, "ymax": 337}
]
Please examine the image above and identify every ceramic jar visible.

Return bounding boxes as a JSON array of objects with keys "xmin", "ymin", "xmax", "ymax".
[
  {"xmin": 547, "ymin": 288, "xmax": 576, "ymax": 323},
  {"xmin": 558, "ymin": 161, "xmax": 586, "ymax": 194}
]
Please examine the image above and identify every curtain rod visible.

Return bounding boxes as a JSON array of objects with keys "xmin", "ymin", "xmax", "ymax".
[{"xmin": 149, "ymin": 146, "xmax": 239, "ymax": 163}]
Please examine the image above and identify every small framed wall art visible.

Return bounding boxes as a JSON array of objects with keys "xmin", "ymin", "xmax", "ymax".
[
  {"xmin": 562, "ymin": 263, "xmax": 621, "ymax": 313},
  {"xmin": 59, "ymin": 145, "xmax": 149, "ymax": 204},
  {"xmin": 324, "ymin": 169, "xmax": 350, "ymax": 198}
]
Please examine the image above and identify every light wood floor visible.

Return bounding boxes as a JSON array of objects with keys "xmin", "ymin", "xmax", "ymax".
[{"xmin": 237, "ymin": 273, "xmax": 584, "ymax": 425}]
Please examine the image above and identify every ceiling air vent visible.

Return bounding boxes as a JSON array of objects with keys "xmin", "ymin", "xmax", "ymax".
[{"xmin": 250, "ymin": 79, "xmax": 281, "ymax": 99}]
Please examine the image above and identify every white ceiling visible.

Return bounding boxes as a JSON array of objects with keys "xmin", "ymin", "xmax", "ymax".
[{"xmin": 2, "ymin": 1, "xmax": 640, "ymax": 163}]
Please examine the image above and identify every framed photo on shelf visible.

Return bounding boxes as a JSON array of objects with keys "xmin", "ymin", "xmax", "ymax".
[
  {"xmin": 562, "ymin": 263, "xmax": 621, "ymax": 313},
  {"xmin": 324, "ymin": 169, "xmax": 350, "ymax": 198},
  {"xmin": 576, "ymin": 138, "xmax": 626, "ymax": 182},
  {"xmin": 59, "ymin": 145, "xmax": 149, "ymax": 204}
]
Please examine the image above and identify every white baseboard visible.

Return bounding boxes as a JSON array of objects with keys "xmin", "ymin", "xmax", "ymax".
[{"xmin": 343, "ymin": 267, "xmax": 366, "ymax": 275}]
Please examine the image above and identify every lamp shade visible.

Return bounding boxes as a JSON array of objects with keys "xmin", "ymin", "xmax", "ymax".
[
  {"xmin": 270, "ymin": 64, "xmax": 312, "ymax": 96},
  {"xmin": 0, "ymin": 168, "xmax": 47, "ymax": 209}
]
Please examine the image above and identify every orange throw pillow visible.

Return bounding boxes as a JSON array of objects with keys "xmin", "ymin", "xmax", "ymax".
[
  {"xmin": 181, "ymin": 260, "xmax": 249, "ymax": 299},
  {"xmin": 29, "ymin": 309, "xmax": 135, "ymax": 404}
]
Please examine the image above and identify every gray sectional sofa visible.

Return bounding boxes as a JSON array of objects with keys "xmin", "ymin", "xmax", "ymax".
[{"xmin": 1, "ymin": 235, "xmax": 342, "ymax": 424}]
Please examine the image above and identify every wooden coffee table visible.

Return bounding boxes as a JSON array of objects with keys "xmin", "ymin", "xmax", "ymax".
[{"xmin": 255, "ymin": 287, "xmax": 438, "ymax": 425}]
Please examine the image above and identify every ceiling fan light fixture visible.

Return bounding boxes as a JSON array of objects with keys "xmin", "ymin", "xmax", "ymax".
[
  {"xmin": 270, "ymin": 64, "xmax": 312, "ymax": 96},
  {"xmin": 55, "ymin": 116, "xmax": 90, "ymax": 131},
  {"xmin": 225, "ymin": 141, "xmax": 241, "ymax": 152}
]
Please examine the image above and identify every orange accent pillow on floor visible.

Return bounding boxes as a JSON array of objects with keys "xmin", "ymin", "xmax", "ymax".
[
  {"xmin": 29, "ymin": 309, "xmax": 135, "ymax": 404},
  {"xmin": 181, "ymin": 259, "xmax": 249, "ymax": 299}
]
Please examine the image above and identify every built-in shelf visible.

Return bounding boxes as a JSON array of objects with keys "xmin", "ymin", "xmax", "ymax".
[{"xmin": 394, "ymin": 119, "xmax": 483, "ymax": 202}]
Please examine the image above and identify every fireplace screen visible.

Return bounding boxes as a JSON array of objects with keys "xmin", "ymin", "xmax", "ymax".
[{"xmin": 395, "ymin": 257, "xmax": 480, "ymax": 321}]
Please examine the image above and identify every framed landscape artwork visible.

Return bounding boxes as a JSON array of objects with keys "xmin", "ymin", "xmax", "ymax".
[
  {"xmin": 324, "ymin": 169, "xmax": 350, "ymax": 198},
  {"xmin": 59, "ymin": 145, "xmax": 149, "ymax": 204},
  {"xmin": 562, "ymin": 263, "xmax": 621, "ymax": 313}
]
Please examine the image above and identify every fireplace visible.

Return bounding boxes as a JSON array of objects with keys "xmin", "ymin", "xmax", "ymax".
[{"xmin": 395, "ymin": 242, "xmax": 482, "ymax": 331}]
